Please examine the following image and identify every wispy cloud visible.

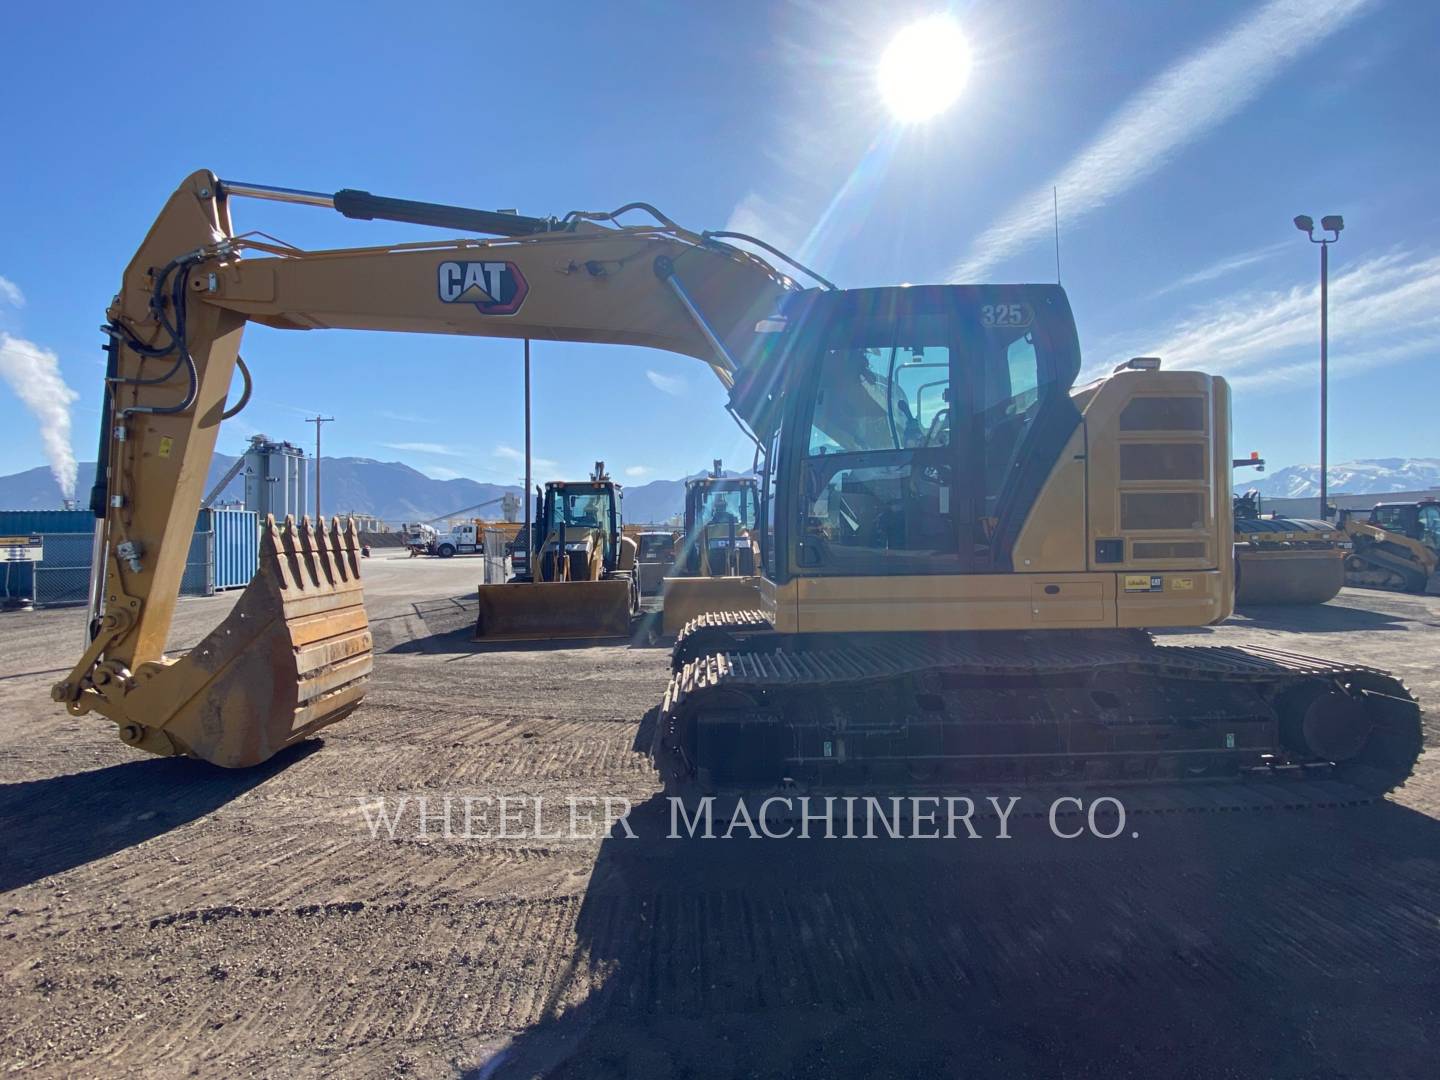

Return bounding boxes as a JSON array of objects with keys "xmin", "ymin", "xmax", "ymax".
[
  {"xmin": 950, "ymin": 0, "xmax": 1375, "ymax": 281},
  {"xmin": 1102, "ymin": 248, "xmax": 1440, "ymax": 392},
  {"xmin": 420, "ymin": 465, "xmax": 465, "ymax": 481},
  {"xmin": 624, "ymin": 465, "xmax": 653, "ymax": 478},
  {"xmin": 724, "ymin": 193, "xmax": 806, "ymax": 262},
  {"xmin": 1147, "ymin": 241, "xmax": 1291, "ymax": 300},
  {"xmin": 493, "ymin": 444, "xmax": 558, "ymax": 471},
  {"xmin": 645, "ymin": 369, "xmax": 686, "ymax": 396},
  {"xmin": 0, "ymin": 275, "xmax": 23, "ymax": 308},
  {"xmin": 377, "ymin": 409, "xmax": 432, "ymax": 424},
  {"xmin": 381, "ymin": 441, "xmax": 461, "ymax": 457}
]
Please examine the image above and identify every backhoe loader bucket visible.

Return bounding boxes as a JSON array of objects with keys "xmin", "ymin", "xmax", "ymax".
[
  {"xmin": 121, "ymin": 516, "xmax": 372, "ymax": 767},
  {"xmin": 661, "ymin": 575, "xmax": 764, "ymax": 637},
  {"xmin": 1235, "ymin": 547, "xmax": 1345, "ymax": 606},
  {"xmin": 475, "ymin": 579, "xmax": 634, "ymax": 641}
]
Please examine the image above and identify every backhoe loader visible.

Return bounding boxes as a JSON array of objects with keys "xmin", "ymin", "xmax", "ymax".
[
  {"xmin": 57, "ymin": 171, "xmax": 1422, "ymax": 810},
  {"xmin": 660, "ymin": 463, "xmax": 764, "ymax": 636},
  {"xmin": 475, "ymin": 466, "xmax": 640, "ymax": 640}
]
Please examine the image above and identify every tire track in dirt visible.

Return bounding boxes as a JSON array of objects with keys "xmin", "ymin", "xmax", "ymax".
[{"xmin": 7, "ymin": 816, "xmax": 1440, "ymax": 1078}]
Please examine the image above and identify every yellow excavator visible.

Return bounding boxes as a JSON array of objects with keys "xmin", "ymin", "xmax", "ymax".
[
  {"xmin": 660, "ymin": 462, "xmax": 764, "ymax": 636},
  {"xmin": 475, "ymin": 465, "xmax": 640, "ymax": 640},
  {"xmin": 56, "ymin": 171, "xmax": 1422, "ymax": 806}
]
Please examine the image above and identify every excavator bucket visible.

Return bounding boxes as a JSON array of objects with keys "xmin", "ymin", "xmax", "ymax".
[
  {"xmin": 1235, "ymin": 547, "xmax": 1345, "ymax": 606},
  {"xmin": 661, "ymin": 575, "xmax": 764, "ymax": 637},
  {"xmin": 475, "ymin": 579, "xmax": 634, "ymax": 641},
  {"xmin": 121, "ymin": 515, "xmax": 372, "ymax": 767}
]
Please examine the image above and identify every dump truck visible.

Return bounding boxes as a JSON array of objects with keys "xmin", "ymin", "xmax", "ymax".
[
  {"xmin": 56, "ymin": 171, "xmax": 1421, "ymax": 813},
  {"xmin": 474, "ymin": 465, "xmax": 640, "ymax": 640},
  {"xmin": 660, "ymin": 463, "xmax": 764, "ymax": 635}
]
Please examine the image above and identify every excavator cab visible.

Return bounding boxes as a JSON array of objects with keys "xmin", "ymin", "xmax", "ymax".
[{"xmin": 475, "ymin": 467, "xmax": 640, "ymax": 640}]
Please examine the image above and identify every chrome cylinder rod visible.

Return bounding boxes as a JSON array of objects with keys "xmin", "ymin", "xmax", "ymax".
[{"xmin": 215, "ymin": 180, "xmax": 336, "ymax": 209}]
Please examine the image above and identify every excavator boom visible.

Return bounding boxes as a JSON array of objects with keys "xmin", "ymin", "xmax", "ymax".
[{"xmin": 57, "ymin": 170, "xmax": 793, "ymax": 766}]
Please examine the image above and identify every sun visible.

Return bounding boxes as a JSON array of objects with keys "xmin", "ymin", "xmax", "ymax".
[{"xmin": 878, "ymin": 16, "xmax": 972, "ymax": 123}]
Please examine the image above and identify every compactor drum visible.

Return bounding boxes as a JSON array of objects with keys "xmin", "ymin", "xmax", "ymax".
[{"xmin": 1233, "ymin": 513, "xmax": 1346, "ymax": 606}]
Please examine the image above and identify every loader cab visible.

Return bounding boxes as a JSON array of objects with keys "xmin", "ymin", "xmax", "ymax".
[
  {"xmin": 736, "ymin": 284, "xmax": 1083, "ymax": 584},
  {"xmin": 1369, "ymin": 500, "xmax": 1440, "ymax": 548},
  {"xmin": 532, "ymin": 480, "xmax": 623, "ymax": 578},
  {"xmin": 681, "ymin": 475, "xmax": 759, "ymax": 577}
]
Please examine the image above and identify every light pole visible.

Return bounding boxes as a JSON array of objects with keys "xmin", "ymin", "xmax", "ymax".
[
  {"xmin": 306, "ymin": 415, "xmax": 334, "ymax": 522},
  {"xmin": 1292, "ymin": 214, "xmax": 1343, "ymax": 519},
  {"xmin": 523, "ymin": 339, "xmax": 532, "ymax": 567}
]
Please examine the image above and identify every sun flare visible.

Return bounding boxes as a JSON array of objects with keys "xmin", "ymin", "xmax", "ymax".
[{"xmin": 878, "ymin": 16, "xmax": 972, "ymax": 123}]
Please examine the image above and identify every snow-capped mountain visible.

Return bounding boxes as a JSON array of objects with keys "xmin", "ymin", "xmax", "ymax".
[{"xmin": 1244, "ymin": 458, "xmax": 1440, "ymax": 499}]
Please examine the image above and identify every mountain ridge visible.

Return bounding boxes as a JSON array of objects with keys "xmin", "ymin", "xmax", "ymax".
[
  {"xmin": 0, "ymin": 458, "xmax": 753, "ymax": 524},
  {"xmin": 1241, "ymin": 458, "xmax": 1440, "ymax": 499}
]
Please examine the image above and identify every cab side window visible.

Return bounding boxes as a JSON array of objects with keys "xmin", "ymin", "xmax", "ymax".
[{"xmin": 799, "ymin": 324, "xmax": 960, "ymax": 573}]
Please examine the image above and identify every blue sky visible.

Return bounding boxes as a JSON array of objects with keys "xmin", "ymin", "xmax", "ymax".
[{"xmin": 2, "ymin": 0, "xmax": 1436, "ymax": 502}]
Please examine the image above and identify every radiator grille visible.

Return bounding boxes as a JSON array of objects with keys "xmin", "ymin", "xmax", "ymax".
[
  {"xmin": 1121, "ymin": 492, "xmax": 1204, "ymax": 531},
  {"xmin": 1132, "ymin": 541, "xmax": 1206, "ymax": 559},
  {"xmin": 1119, "ymin": 443, "xmax": 1205, "ymax": 481},
  {"xmin": 1120, "ymin": 397, "xmax": 1205, "ymax": 431}
]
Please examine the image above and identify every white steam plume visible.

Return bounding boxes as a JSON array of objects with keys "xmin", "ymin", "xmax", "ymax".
[{"xmin": 0, "ymin": 332, "xmax": 81, "ymax": 502}]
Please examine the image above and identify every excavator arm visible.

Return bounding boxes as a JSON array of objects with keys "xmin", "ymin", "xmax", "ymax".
[{"xmin": 55, "ymin": 169, "xmax": 798, "ymax": 766}]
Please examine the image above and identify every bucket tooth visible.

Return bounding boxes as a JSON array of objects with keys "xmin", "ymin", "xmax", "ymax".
[{"xmin": 124, "ymin": 513, "xmax": 372, "ymax": 768}]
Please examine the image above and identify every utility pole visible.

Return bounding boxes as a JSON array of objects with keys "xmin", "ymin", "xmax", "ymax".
[
  {"xmin": 306, "ymin": 415, "xmax": 334, "ymax": 522},
  {"xmin": 522, "ymin": 340, "xmax": 532, "ymax": 567}
]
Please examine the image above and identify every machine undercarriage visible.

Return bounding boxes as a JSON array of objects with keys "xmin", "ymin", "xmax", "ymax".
[{"xmin": 659, "ymin": 615, "xmax": 1423, "ymax": 811}]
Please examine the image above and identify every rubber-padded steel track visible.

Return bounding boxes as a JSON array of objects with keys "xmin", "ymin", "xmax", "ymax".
[{"xmin": 657, "ymin": 625, "xmax": 1424, "ymax": 813}]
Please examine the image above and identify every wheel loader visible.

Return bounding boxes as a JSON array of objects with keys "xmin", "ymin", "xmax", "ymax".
[
  {"xmin": 54, "ymin": 171, "xmax": 1422, "ymax": 812},
  {"xmin": 475, "ymin": 466, "xmax": 640, "ymax": 640},
  {"xmin": 660, "ymin": 463, "xmax": 764, "ymax": 636}
]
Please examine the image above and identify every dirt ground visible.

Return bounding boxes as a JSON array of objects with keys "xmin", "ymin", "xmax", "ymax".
[{"xmin": 1, "ymin": 552, "xmax": 1437, "ymax": 1078}]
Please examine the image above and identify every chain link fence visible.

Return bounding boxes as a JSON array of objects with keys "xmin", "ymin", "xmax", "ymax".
[
  {"xmin": 2, "ymin": 529, "xmax": 215, "ymax": 608},
  {"xmin": 483, "ymin": 528, "xmax": 510, "ymax": 584}
]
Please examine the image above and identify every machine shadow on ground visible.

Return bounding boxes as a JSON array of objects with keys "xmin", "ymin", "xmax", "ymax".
[
  {"xmin": 1232, "ymin": 601, "xmax": 1411, "ymax": 633},
  {"xmin": 0, "ymin": 742, "xmax": 319, "ymax": 892},
  {"xmin": 477, "ymin": 792, "xmax": 1440, "ymax": 1080},
  {"xmin": 383, "ymin": 595, "xmax": 664, "ymax": 656}
]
